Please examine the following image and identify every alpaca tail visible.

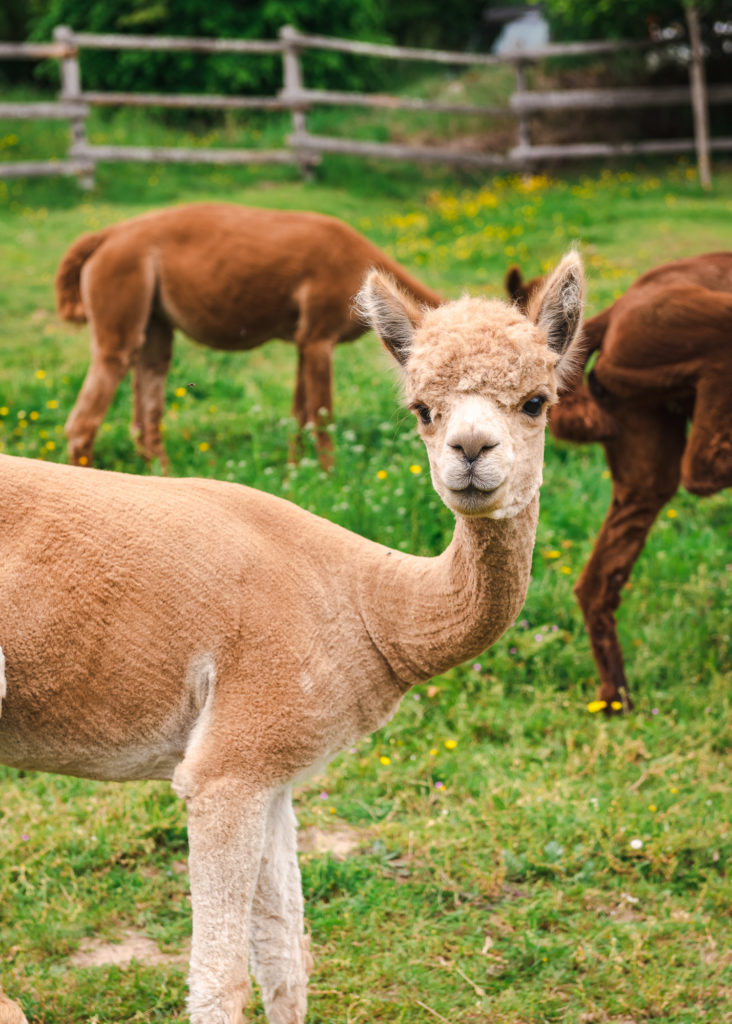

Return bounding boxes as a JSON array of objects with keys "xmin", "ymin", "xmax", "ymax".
[{"xmin": 55, "ymin": 229, "xmax": 109, "ymax": 323}]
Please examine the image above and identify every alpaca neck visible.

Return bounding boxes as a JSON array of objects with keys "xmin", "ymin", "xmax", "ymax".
[{"xmin": 359, "ymin": 494, "xmax": 539, "ymax": 686}]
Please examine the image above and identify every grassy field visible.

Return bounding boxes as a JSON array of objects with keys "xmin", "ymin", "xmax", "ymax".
[{"xmin": 0, "ymin": 146, "xmax": 731, "ymax": 1024}]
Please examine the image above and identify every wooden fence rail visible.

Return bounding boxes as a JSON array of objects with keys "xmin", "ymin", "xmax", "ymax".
[{"xmin": 0, "ymin": 23, "xmax": 729, "ymax": 186}]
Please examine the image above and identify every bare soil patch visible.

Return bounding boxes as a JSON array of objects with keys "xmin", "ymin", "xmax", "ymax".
[{"xmin": 71, "ymin": 930, "xmax": 188, "ymax": 969}]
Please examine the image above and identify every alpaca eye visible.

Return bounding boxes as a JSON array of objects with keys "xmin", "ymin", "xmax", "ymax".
[
  {"xmin": 522, "ymin": 396, "xmax": 546, "ymax": 417},
  {"xmin": 414, "ymin": 404, "xmax": 432, "ymax": 425}
]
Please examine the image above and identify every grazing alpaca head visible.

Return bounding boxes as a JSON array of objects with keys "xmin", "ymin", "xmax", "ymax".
[{"xmin": 358, "ymin": 252, "xmax": 585, "ymax": 520}]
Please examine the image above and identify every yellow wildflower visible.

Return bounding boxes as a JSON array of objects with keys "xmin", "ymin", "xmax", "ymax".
[
  {"xmin": 587, "ymin": 700, "xmax": 607, "ymax": 713},
  {"xmin": 379, "ymin": 755, "xmax": 391, "ymax": 766},
  {"xmin": 78, "ymin": 456, "xmax": 88, "ymax": 466},
  {"xmin": 46, "ymin": 399, "xmax": 58, "ymax": 409},
  {"xmin": 429, "ymin": 747, "xmax": 438, "ymax": 757},
  {"xmin": 174, "ymin": 386, "xmax": 186, "ymax": 398},
  {"xmin": 648, "ymin": 804, "xmax": 657, "ymax": 813},
  {"xmin": 376, "ymin": 469, "xmax": 388, "ymax": 480},
  {"xmin": 29, "ymin": 411, "xmax": 39, "ymax": 421},
  {"xmin": 444, "ymin": 739, "xmax": 457, "ymax": 750},
  {"xmin": 666, "ymin": 509, "xmax": 677, "ymax": 519},
  {"xmin": 409, "ymin": 464, "xmax": 422, "ymax": 475},
  {"xmin": 610, "ymin": 701, "xmax": 623, "ymax": 711},
  {"xmin": 0, "ymin": 407, "xmax": 8, "ymax": 416},
  {"xmin": 35, "ymin": 369, "xmax": 46, "ymax": 380},
  {"xmin": 198, "ymin": 442, "xmax": 210, "ymax": 452},
  {"xmin": 560, "ymin": 566, "xmax": 572, "ymax": 575}
]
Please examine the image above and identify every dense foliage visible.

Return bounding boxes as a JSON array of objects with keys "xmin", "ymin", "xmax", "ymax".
[{"xmin": 541, "ymin": 0, "xmax": 732, "ymax": 41}]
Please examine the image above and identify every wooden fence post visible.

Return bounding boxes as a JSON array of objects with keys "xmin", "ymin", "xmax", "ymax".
[
  {"xmin": 53, "ymin": 25, "xmax": 93, "ymax": 189},
  {"xmin": 513, "ymin": 59, "xmax": 533, "ymax": 174},
  {"xmin": 279, "ymin": 25, "xmax": 313, "ymax": 179},
  {"xmin": 685, "ymin": 3, "xmax": 712, "ymax": 189}
]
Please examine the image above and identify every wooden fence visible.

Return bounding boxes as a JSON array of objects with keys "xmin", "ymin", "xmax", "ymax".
[{"xmin": 0, "ymin": 24, "xmax": 730, "ymax": 187}]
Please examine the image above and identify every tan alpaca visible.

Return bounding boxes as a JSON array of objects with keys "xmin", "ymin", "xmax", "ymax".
[
  {"xmin": 55, "ymin": 203, "xmax": 443, "ymax": 468},
  {"xmin": 0, "ymin": 254, "xmax": 584, "ymax": 1024}
]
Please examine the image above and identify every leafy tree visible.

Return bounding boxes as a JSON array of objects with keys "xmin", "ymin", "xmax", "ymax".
[{"xmin": 28, "ymin": 0, "xmax": 391, "ymax": 94}]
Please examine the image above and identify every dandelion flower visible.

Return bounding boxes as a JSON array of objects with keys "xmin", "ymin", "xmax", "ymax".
[
  {"xmin": 0, "ymin": 407, "xmax": 8, "ymax": 416},
  {"xmin": 34, "ymin": 369, "xmax": 46, "ymax": 380},
  {"xmin": 376, "ymin": 469, "xmax": 388, "ymax": 480},
  {"xmin": 379, "ymin": 755, "xmax": 391, "ymax": 766},
  {"xmin": 587, "ymin": 700, "xmax": 607, "ymax": 713},
  {"xmin": 409, "ymin": 464, "xmax": 422, "ymax": 475},
  {"xmin": 174, "ymin": 387, "xmax": 186, "ymax": 398},
  {"xmin": 78, "ymin": 456, "xmax": 88, "ymax": 466},
  {"xmin": 610, "ymin": 701, "xmax": 623, "ymax": 711},
  {"xmin": 648, "ymin": 804, "xmax": 657, "ymax": 813},
  {"xmin": 444, "ymin": 739, "xmax": 457, "ymax": 750},
  {"xmin": 666, "ymin": 509, "xmax": 677, "ymax": 519},
  {"xmin": 429, "ymin": 748, "xmax": 438, "ymax": 757},
  {"xmin": 46, "ymin": 399, "xmax": 58, "ymax": 409},
  {"xmin": 560, "ymin": 566, "xmax": 572, "ymax": 575},
  {"xmin": 198, "ymin": 442, "xmax": 210, "ymax": 452},
  {"xmin": 29, "ymin": 411, "xmax": 39, "ymax": 421}
]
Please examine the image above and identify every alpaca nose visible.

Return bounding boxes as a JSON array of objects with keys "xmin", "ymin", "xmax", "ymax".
[{"xmin": 449, "ymin": 438, "xmax": 500, "ymax": 466}]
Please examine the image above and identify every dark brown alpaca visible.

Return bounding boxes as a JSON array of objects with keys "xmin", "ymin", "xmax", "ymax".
[
  {"xmin": 56, "ymin": 203, "xmax": 442, "ymax": 468},
  {"xmin": 509, "ymin": 254, "xmax": 732, "ymax": 709}
]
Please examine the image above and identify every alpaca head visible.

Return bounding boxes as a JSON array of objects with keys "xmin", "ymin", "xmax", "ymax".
[{"xmin": 358, "ymin": 252, "xmax": 585, "ymax": 519}]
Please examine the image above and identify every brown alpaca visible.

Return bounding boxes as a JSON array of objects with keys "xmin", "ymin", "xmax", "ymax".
[
  {"xmin": 55, "ymin": 203, "xmax": 442, "ymax": 468},
  {"xmin": 0, "ymin": 254, "xmax": 585, "ymax": 1024},
  {"xmin": 507, "ymin": 254, "xmax": 732, "ymax": 710}
]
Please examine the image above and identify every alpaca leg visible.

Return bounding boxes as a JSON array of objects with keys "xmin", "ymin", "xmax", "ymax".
[
  {"xmin": 65, "ymin": 344, "xmax": 139, "ymax": 466},
  {"xmin": 298, "ymin": 338, "xmax": 336, "ymax": 469},
  {"xmin": 574, "ymin": 409, "xmax": 686, "ymax": 709},
  {"xmin": 680, "ymin": 371, "xmax": 732, "ymax": 496},
  {"xmin": 185, "ymin": 778, "xmax": 269, "ymax": 1024},
  {"xmin": 65, "ymin": 256, "xmax": 154, "ymax": 466},
  {"xmin": 131, "ymin": 317, "xmax": 174, "ymax": 470},
  {"xmin": 288, "ymin": 348, "xmax": 308, "ymax": 463},
  {"xmin": 250, "ymin": 786, "xmax": 311, "ymax": 1024},
  {"xmin": 0, "ymin": 991, "xmax": 28, "ymax": 1024}
]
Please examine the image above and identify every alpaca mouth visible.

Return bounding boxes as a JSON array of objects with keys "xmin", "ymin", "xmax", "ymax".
[
  {"xmin": 450, "ymin": 475, "xmax": 504, "ymax": 497},
  {"xmin": 457, "ymin": 483, "xmax": 498, "ymax": 497}
]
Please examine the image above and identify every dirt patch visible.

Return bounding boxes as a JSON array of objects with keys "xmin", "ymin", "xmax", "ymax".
[
  {"xmin": 298, "ymin": 825, "xmax": 365, "ymax": 860},
  {"xmin": 71, "ymin": 930, "xmax": 188, "ymax": 969}
]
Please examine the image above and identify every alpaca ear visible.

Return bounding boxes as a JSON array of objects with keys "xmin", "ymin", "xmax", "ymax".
[
  {"xmin": 504, "ymin": 265, "xmax": 524, "ymax": 302},
  {"xmin": 528, "ymin": 251, "xmax": 585, "ymax": 388},
  {"xmin": 355, "ymin": 270, "xmax": 424, "ymax": 366}
]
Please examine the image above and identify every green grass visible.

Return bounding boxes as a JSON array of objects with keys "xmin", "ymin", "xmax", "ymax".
[{"xmin": 0, "ymin": 140, "xmax": 731, "ymax": 1023}]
